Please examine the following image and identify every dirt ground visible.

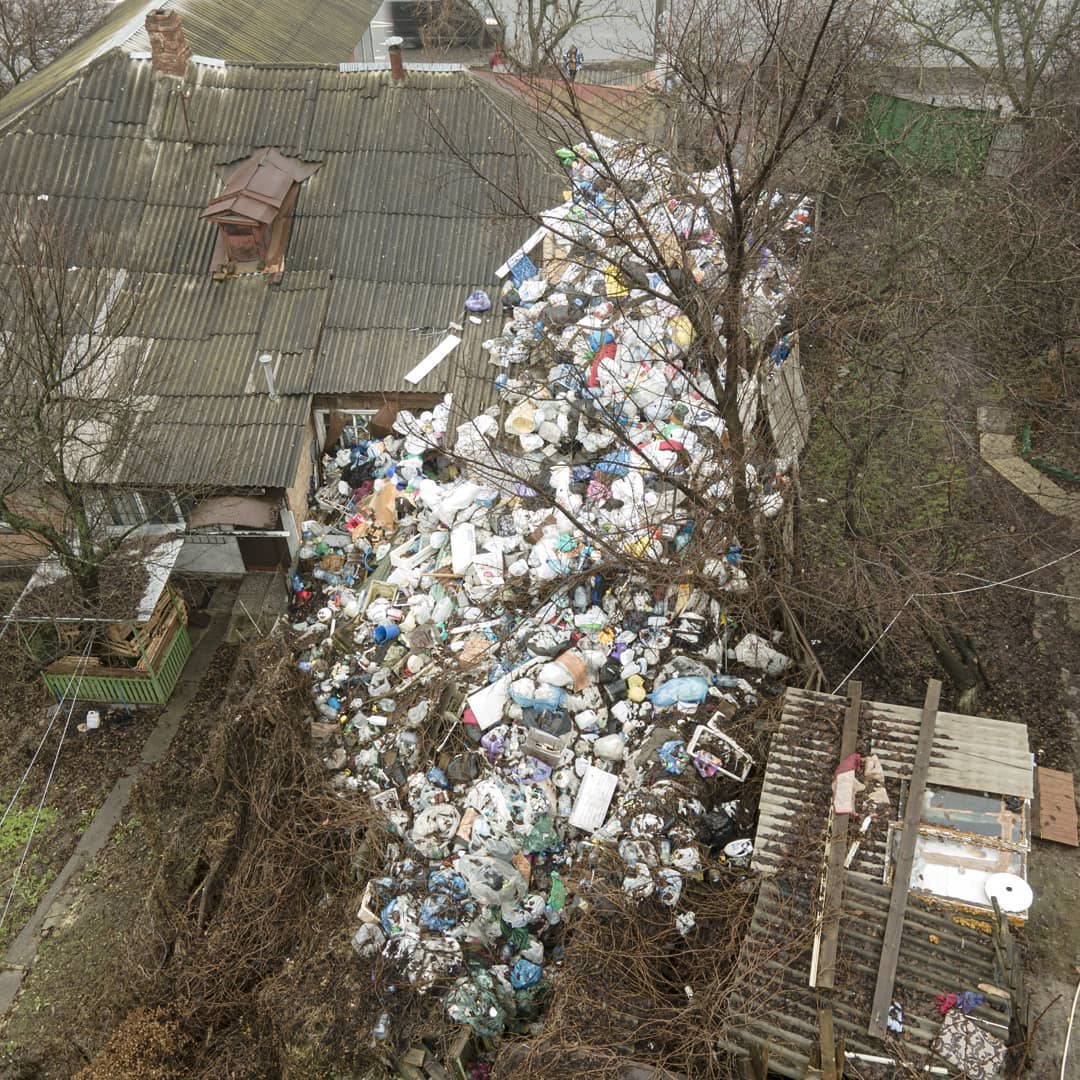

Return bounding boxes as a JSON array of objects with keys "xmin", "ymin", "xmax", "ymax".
[
  {"xmin": 0, "ymin": 645, "xmax": 239, "ymax": 1079},
  {"xmin": 0, "ymin": 687, "xmax": 158, "ymax": 958},
  {"xmin": 1019, "ymin": 530, "xmax": 1080, "ymax": 1080}
]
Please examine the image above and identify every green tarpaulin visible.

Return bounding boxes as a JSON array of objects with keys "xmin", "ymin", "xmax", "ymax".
[{"xmin": 863, "ymin": 93, "xmax": 998, "ymax": 174}]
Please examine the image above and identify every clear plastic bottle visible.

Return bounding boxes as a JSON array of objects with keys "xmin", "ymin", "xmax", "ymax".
[{"xmin": 373, "ymin": 1012, "xmax": 390, "ymax": 1041}]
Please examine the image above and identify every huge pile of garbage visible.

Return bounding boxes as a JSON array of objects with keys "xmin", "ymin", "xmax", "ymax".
[{"xmin": 290, "ymin": 136, "xmax": 806, "ymax": 1040}]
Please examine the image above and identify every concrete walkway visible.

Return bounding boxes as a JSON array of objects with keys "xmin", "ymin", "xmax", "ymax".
[
  {"xmin": 0, "ymin": 584, "xmax": 236, "ymax": 1016},
  {"xmin": 978, "ymin": 406, "xmax": 1080, "ymax": 521}
]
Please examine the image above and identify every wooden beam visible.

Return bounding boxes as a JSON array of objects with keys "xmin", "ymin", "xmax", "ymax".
[
  {"xmin": 868, "ymin": 679, "xmax": 940, "ymax": 1037},
  {"xmin": 816, "ymin": 681, "xmax": 862, "ymax": 989},
  {"xmin": 819, "ymin": 1008, "xmax": 839, "ymax": 1080}
]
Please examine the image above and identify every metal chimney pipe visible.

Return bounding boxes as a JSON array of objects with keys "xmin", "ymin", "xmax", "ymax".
[
  {"xmin": 386, "ymin": 35, "xmax": 405, "ymax": 81},
  {"xmin": 258, "ymin": 352, "xmax": 279, "ymax": 401}
]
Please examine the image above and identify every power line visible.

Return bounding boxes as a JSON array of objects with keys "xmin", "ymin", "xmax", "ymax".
[
  {"xmin": 912, "ymin": 546, "xmax": 1080, "ymax": 599},
  {"xmin": 0, "ymin": 634, "xmax": 94, "ymax": 935},
  {"xmin": 832, "ymin": 546, "xmax": 1080, "ymax": 693},
  {"xmin": 0, "ymin": 634, "xmax": 96, "ymax": 834}
]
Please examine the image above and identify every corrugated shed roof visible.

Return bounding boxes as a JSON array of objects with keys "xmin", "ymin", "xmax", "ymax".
[
  {"xmin": 732, "ymin": 685, "xmax": 1023, "ymax": 1077},
  {"xmin": 0, "ymin": 52, "xmax": 558, "ymax": 486},
  {"xmin": 729, "ymin": 872, "xmax": 1011, "ymax": 1078},
  {"xmin": 127, "ymin": 393, "xmax": 312, "ymax": 489},
  {"xmin": 0, "ymin": 0, "xmax": 379, "ymax": 129},
  {"xmin": 750, "ymin": 687, "xmax": 846, "ymax": 879},
  {"xmin": 867, "ymin": 699, "xmax": 1033, "ymax": 799}
]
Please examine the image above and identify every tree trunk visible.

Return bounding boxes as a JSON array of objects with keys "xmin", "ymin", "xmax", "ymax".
[
  {"xmin": 925, "ymin": 624, "xmax": 989, "ymax": 713},
  {"xmin": 720, "ymin": 273, "xmax": 754, "ymax": 532}
]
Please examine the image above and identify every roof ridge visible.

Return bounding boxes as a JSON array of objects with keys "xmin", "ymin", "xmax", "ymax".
[{"xmin": 0, "ymin": 46, "xmax": 127, "ymax": 135}]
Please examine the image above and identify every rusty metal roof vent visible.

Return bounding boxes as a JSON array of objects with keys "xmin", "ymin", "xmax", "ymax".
[
  {"xmin": 145, "ymin": 8, "xmax": 191, "ymax": 78},
  {"xmin": 201, "ymin": 148, "xmax": 320, "ymax": 278}
]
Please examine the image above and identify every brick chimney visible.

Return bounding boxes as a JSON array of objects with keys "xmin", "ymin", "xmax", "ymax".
[
  {"xmin": 146, "ymin": 9, "xmax": 191, "ymax": 77},
  {"xmin": 386, "ymin": 35, "xmax": 405, "ymax": 81}
]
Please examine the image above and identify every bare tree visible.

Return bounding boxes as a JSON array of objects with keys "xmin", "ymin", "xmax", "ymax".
[
  {"xmin": 442, "ymin": 0, "xmax": 886, "ymax": 531},
  {"xmin": 470, "ymin": 0, "xmax": 642, "ymax": 71},
  {"xmin": 0, "ymin": 206, "xmax": 168, "ymax": 610},
  {"xmin": 0, "ymin": 0, "xmax": 106, "ymax": 97},
  {"xmin": 893, "ymin": 0, "xmax": 1080, "ymax": 115}
]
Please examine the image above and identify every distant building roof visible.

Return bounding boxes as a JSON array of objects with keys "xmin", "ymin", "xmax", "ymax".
[
  {"xmin": 472, "ymin": 69, "xmax": 663, "ymax": 144},
  {"xmin": 0, "ymin": 0, "xmax": 381, "ymax": 127},
  {"xmin": 0, "ymin": 51, "xmax": 557, "ymax": 488}
]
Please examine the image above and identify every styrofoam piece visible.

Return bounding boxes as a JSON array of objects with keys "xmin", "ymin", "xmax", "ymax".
[
  {"xmin": 389, "ymin": 540, "xmax": 438, "ymax": 570},
  {"xmin": 569, "ymin": 766, "xmax": 618, "ymax": 832},
  {"xmin": 404, "ymin": 333, "xmax": 461, "ymax": 385},
  {"xmin": 451, "ymin": 522, "xmax": 477, "ymax": 575},
  {"xmin": 466, "ymin": 675, "xmax": 510, "ymax": 731}
]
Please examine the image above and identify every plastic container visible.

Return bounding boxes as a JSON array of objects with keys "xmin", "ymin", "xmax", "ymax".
[{"xmin": 649, "ymin": 675, "xmax": 709, "ymax": 708}]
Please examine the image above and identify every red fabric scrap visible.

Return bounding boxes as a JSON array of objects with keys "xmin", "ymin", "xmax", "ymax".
[
  {"xmin": 834, "ymin": 752, "xmax": 861, "ymax": 777},
  {"xmin": 588, "ymin": 341, "xmax": 618, "ymax": 387}
]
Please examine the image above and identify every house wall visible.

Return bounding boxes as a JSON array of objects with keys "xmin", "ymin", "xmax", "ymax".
[
  {"xmin": 285, "ymin": 415, "xmax": 319, "ymax": 539},
  {"xmin": 0, "ymin": 529, "xmax": 50, "ymax": 569},
  {"xmin": 0, "ymin": 489, "xmax": 68, "ymax": 570}
]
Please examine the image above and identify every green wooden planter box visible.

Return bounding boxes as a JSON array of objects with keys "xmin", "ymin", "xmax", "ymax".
[{"xmin": 42, "ymin": 621, "xmax": 192, "ymax": 706}]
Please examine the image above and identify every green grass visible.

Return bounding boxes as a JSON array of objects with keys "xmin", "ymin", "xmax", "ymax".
[
  {"xmin": 0, "ymin": 800, "xmax": 61, "ymax": 951},
  {"xmin": 0, "ymin": 803, "xmax": 58, "ymax": 861}
]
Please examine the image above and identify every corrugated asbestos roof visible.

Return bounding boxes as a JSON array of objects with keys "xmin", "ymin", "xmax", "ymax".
[
  {"xmin": 731, "ymin": 687, "xmax": 1027, "ymax": 1077},
  {"xmin": 0, "ymin": 51, "xmax": 558, "ymax": 487},
  {"xmin": 127, "ymin": 393, "xmax": 313, "ymax": 488},
  {"xmin": 0, "ymin": 0, "xmax": 379, "ymax": 128}
]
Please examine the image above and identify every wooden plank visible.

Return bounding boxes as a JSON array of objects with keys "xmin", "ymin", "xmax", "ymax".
[
  {"xmin": 816, "ymin": 681, "xmax": 862, "ymax": 989},
  {"xmin": 868, "ymin": 679, "xmax": 940, "ymax": 1038},
  {"xmin": 1034, "ymin": 766, "xmax": 1078, "ymax": 846},
  {"xmin": 818, "ymin": 1008, "xmax": 838, "ymax": 1080}
]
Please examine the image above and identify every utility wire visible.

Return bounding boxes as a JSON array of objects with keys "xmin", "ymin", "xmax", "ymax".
[
  {"xmin": 0, "ymin": 633, "xmax": 96, "ymax": 833},
  {"xmin": 0, "ymin": 634, "xmax": 94, "ymax": 935},
  {"xmin": 832, "ymin": 546, "xmax": 1080, "ymax": 693}
]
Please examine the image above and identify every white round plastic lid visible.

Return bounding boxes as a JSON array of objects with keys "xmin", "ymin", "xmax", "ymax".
[{"xmin": 985, "ymin": 873, "xmax": 1033, "ymax": 913}]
